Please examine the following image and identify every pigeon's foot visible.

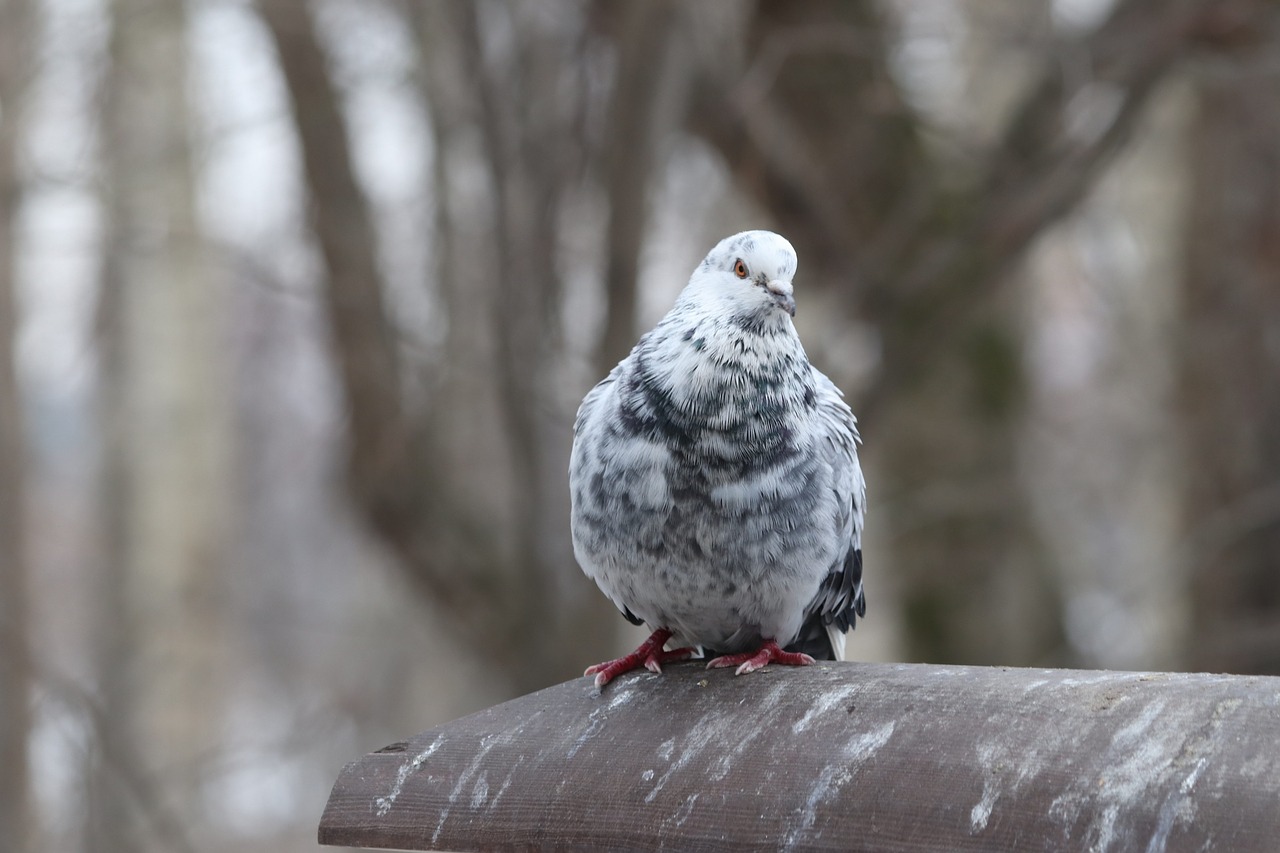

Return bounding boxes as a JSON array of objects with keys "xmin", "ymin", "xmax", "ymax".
[
  {"xmin": 585, "ymin": 628, "xmax": 696, "ymax": 689},
  {"xmin": 706, "ymin": 639, "xmax": 815, "ymax": 676}
]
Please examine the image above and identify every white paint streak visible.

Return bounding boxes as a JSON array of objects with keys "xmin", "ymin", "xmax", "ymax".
[
  {"xmin": 970, "ymin": 785, "xmax": 996, "ymax": 833},
  {"xmin": 785, "ymin": 721, "xmax": 895, "ymax": 850},
  {"xmin": 708, "ymin": 683, "xmax": 791, "ymax": 781},
  {"xmin": 566, "ymin": 709, "xmax": 607, "ymax": 759},
  {"xmin": 568, "ymin": 682, "xmax": 640, "ymax": 759},
  {"xmin": 470, "ymin": 775, "xmax": 490, "ymax": 809},
  {"xmin": 432, "ymin": 733, "xmax": 504, "ymax": 845},
  {"xmin": 791, "ymin": 684, "xmax": 860, "ymax": 735},
  {"xmin": 488, "ymin": 760, "xmax": 521, "ymax": 810},
  {"xmin": 1145, "ymin": 758, "xmax": 1208, "ymax": 853},
  {"xmin": 969, "ymin": 742, "xmax": 1001, "ymax": 833},
  {"xmin": 1046, "ymin": 697, "xmax": 1186, "ymax": 851},
  {"xmin": 1112, "ymin": 698, "xmax": 1166, "ymax": 746},
  {"xmin": 375, "ymin": 736, "xmax": 444, "ymax": 817},
  {"xmin": 670, "ymin": 793, "xmax": 700, "ymax": 828},
  {"xmin": 645, "ymin": 723, "xmax": 719, "ymax": 803},
  {"xmin": 605, "ymin": 681, "xmax": 641, "ymax": 710},
  {"xmin": 969, "ymin": 730, "xmax": 1058, "ymax": 836},
  {"xmin": 844, "ymin": 721, "xmax": 896, "ymax": 761},
  {"xmin": 1143, "ymin": 697, "xmax": 1241, "ymax": 853},
  {"xmin": 1084, "ymin": 699, "xmax": 1169, "ymax": 852},
  {"xmin": 1178, "ymin": 757, "xmax": 1207, "ymax": 795}
]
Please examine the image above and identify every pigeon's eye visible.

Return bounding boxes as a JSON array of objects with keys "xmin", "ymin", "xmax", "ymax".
[{"xmin": 733, "ymin": 259, "xmax": 749, "ymax": 279}]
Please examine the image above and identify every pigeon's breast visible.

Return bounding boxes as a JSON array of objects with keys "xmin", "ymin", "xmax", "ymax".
[
  {"xmin": 649, "ymin": 440, "xmax": 841, "ymax": 650},
  {"xmin": 581, "ymin": 410, "xmax": 839, "ymax": 650}
]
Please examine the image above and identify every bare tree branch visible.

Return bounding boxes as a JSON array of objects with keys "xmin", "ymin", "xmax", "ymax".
[
  {"xmin": 688, "ymin": 0, "xmax": 1277, "ymax": 414},
  {"xmin": 451, "ymin": 2, "xmax": 630, "ymax": 690},
  {"xmin": 257, "ymin": 0, "xmax": 516, "ymax": 650},
  {"xmin": 262, "ymin": 0, "xmax": 612, "ymax": 693},
  {"xmin": 0, "ymin": 0, "xmax": 35, "ymax": 846},
  {"xmin": 870, "ymin": 0, "xmax": 1280, "ymax": 404},
  {"xmin": 682, "ymin": 0, "xmax": 1275, "ymax": 668},
  {"xmin": 686, "ymin": 1, "xmax": 922, "ymax": 287},
  {"xmin": 879, "ymin": 0, "xmax": 1268, "ymax": 325},
  {"xmin": 594, "ymin": 0, "xmax": 684, "ymax": 374},
  {"xmin": 256, "ymin": 0, "xmax": 411, "ymax": 522},
  {"xmin": 21, "ymin": 658, "xmax": 198, "ymax": 853}
]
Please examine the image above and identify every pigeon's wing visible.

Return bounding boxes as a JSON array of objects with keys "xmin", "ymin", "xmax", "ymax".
[
  {"xmin": 569, "ymin": 361, "xmax": 648, "ymax": 628},
  {"xmin": 802, "ymin": 370, "xmax": 867, "ymax": 659},
  {"xmin": 572, "ymin": 367, "xmax": 618, "ymax": 436}
]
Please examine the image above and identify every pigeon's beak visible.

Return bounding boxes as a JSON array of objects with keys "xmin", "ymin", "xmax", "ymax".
[{"xmin": 766, "ymin": 279, "xmax": 796, "ymax": 317}]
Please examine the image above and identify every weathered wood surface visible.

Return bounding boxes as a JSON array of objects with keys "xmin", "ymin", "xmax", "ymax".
[{"xmin": 319, "ymin": 661, "xmax": 1280, "ymax": 852}]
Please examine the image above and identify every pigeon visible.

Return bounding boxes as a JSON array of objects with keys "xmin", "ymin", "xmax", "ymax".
[{"xmin": 570, "ymin": 230, "xmax": 866, "ymax": 689}]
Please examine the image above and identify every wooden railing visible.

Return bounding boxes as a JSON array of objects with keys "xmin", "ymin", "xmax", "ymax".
[{"xmin": 318, "ymin": 660, "xmax": 1280, "ymax": 851}]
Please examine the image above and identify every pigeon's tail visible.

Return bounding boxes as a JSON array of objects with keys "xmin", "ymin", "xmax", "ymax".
[{"xmin": 785, "ymin": 613, "xmax": 845, "ymax": 662}]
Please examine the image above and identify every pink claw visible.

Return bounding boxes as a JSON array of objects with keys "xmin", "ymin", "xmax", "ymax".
[
  {"xmin": 585, "ymin": 628, "xmax": 695, "ymax": 689},
  {"xmin": 705, "ymin": 639, "xmax": 815, "ymax": 676}
]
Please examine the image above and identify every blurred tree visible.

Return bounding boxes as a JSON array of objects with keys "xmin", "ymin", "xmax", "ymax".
[
  {"xmin": 1180, "ymin": 12, "xmax": 1280, "ymax": 674},
  {"xmin": 260, "ymin": 0, "xmax": 693, "ymax": 693},
  {"xmin": 591, "ymin": 0, "xmax": 683, "ymax": 375},
  {"xmin": 685, "ymin": 0, "xmax": 1272, "ymax": 665},
  {"xmin": 91, "ymin": 0, "xmax": 224, "ymax": 849},
  {"xmin": 0, "ymin": 0, "xmax": 35, "ymax": 848},
  {"xmin": 261, "ymin": 0, "xmax": 1278, "ymax": 684}
]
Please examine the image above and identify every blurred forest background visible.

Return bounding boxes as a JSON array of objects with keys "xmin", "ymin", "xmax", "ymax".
[{"xmin": 1, "ymin": 0, "xmax": 1278, "ymax": 850}]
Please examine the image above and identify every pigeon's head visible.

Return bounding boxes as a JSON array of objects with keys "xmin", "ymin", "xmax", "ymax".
[{"xmin": 684, "ymin": 230, "xmax": 799, "ymax": 320}]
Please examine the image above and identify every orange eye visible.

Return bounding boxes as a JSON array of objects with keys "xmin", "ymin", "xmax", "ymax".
[{"xmin": 733, "ymin": 259, "xmax": 749, "ymax": 279}]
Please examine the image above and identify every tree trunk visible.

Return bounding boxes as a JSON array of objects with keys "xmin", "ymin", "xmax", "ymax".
[
  {"xmin": 593, "ymin": 0, "xmax": 681, "ymax": 376},
  {"xmin": 91, "ymin": 0, "xmax": 227, "ymax": 848},
  {"xmin": 686, "ymin": 0, "xmax": 1062, "ymax": 665},
  {"xmin": 685, "ymin": 0, "xmax": 1269, "ymax": 666},
  {"xmin": 267, "ymin": 0, "xmax": 663, "ymax": 694},
  {"xmin": 0, "ymin": 0, "xmax": 35, "ymax": 846},
  {"xmin": 1180, "ymin": 32, "xmax": 1280, "ymax": 674},
  {"xmin": 90, "ymin": 148, "xmax": 138, "ymax": 853}
]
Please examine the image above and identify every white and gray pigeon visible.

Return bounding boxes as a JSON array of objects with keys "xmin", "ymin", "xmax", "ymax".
[{"xmin": 570, "ymin": 230, "xmax": 866, "ymax": 689}]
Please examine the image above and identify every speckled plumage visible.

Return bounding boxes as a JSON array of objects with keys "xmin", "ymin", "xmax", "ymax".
[{"xmin": 570, "ymin": 231, "xmax": 866, "ymax": 680}]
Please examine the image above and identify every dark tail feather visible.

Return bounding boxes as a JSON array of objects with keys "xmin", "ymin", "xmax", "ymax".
[{"xmin": 785, "ymin": 612, "xmax": 839, "ymax": 661}]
